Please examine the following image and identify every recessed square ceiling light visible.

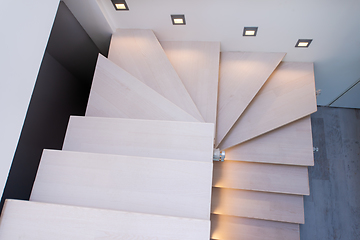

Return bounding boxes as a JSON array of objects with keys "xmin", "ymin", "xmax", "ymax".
[
  {"xmin": 115, "ymin": 4, "xmax": 126, "ymax": 9},
  {"xmin": 295, "ymin": 39, "xmax": 313, "ymax": 48},
  {"xmin": 111, "ymin": 0, "xmax": 129, "ymax": 11},
  {"xmin": 171, "ymin": 15, "xmax": 186, "ymax": 25},
  {"xmin": 174, "ymin": 18, "xmax": 184, "ymax": 24},
  {"xmin": 243, "ymin": 27, "xmax": 258, "ymax": 36}
]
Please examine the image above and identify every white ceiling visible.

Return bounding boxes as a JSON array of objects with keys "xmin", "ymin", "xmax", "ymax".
[{"xmin": 63, "ymin": 0, "xmax": 360, "ymax": 106}]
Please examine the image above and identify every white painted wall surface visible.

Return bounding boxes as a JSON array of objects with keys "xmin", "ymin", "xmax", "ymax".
[
  {"xmin": 331, "ymin": 81, "xmax": 360, "ymax": 109},
  {"xmin": 0, "ymin": 0, "xmax": 60, "ymax": 199}
]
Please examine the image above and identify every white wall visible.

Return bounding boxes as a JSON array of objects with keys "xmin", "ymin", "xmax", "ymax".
[
  {"xmin": 0, "ymin": 0, "xmax": 60, "ymax": 199},
  {"xmin": 331, "ymin": 80, "xmax": 360, "ymax": 109}
]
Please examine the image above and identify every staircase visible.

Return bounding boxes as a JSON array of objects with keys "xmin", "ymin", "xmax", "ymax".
[{"xmin": 0, "ymin": 29, "xmax": 317, "ymax": 240}]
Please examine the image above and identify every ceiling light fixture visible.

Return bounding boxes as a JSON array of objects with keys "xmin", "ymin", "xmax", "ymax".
[
  {"xmin": 295, "ymin": 39, "xmax": 312, "ymax": 48},
  {"xmin": 243, "ymin": 27, "xmax": 258, "ymax": 36},
  {"xmin": 171, "ymin": 15, "xmax": 186, "ymax": 25},
  {"xmin": 111, "ymin": 0, "xmax": 129, "ymax": 11}
]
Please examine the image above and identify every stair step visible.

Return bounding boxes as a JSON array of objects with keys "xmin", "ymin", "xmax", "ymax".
[
  {"xmin": 211, "ymin": 214, "xmax": 300, "ymax": 240},
  {"xmin": 0, "ymin": 200, "xmax": 210, "ymax": 240},
  {"xmin": 225, "ymin": 116, "xmax": 314, "ymax": 166},
  {"xmin": 62, "ymin": 116, "xmax": 214, "ymax": 162},
  {"xmin": 161, "ymin": 41, "xmax": 220, "ymax": 124},
  {"xmin": 211, "ymin": 187, "xmax": 304, "ymax": 224},
  {"xmin": 215, "ymin": 52, "xmax": 285, "ymax": 147},
  {"xmin": 213, "ymin": 161, "xmax": 309, "ymax": 195},
  {"xmin": 86, "ymin": 54, "xmax": 198, "ymax": 122},
  {"xmin": 219, "ymin": 62, "xmax": 317, "ymax": 150},
  {"xmin": 30, "ymin": 149, "xmax": 213, "ymax": 220},
  {"xmin": 108, "ymin": 29, "xmax": 203, "ymax": 121}
]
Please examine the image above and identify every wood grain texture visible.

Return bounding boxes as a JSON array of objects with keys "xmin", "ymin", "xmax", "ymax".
[
  {"xmin": 211, "ymin": 187, "xmax": 304, "ymax": 223},
  {"xmin": 211, "ymin": 214, "xmax": 300, "ymax": 240},
  {"xmin": 213, "ymin": 160, "xmax": 309, "ymax": 195},
  {"xmin": 219, "ymin": 62, "xmax": 317, "ymax": 150},
  {"xmin": 225, "ymin": 116, "xmax": 314, "ymax": 166},
  {"xmin": 216, "ymin": 52, "xmax": 285, "ymax": 147},
  {"xmin": 62, "ymin": 116, "xmax": 214, "ymax": 162},
  {"xmin": 86, "ymin": 54, "xmax": 198, "ymax": 122},
  {"xmin": 31, "ymin": 149, "xmax": 213, "ymax": 220},
  {"xmin": 161, "ymin": 41, "xmax": 220, "ymax": 125},
  {"xmin": 108, "ymin": 29, "xmax": 203, "ymax": 121},
  {"xmin": 0, "ymin": 200, "xmax": 210, "ymax": 240}
]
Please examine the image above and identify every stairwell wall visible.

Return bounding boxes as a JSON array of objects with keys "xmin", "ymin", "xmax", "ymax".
[
  {"xmin": 0, "ymin": 0, "xmax": 60, "ymax": 202},
  {"xmin": 0, "ymin": 1, "xmax": 102, "ymax": 210}
]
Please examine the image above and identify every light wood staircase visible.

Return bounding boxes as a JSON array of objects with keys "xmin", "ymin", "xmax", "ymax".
[{"xmin": 0, "ymin": 29, "xmax": 317, "ymax": 240}]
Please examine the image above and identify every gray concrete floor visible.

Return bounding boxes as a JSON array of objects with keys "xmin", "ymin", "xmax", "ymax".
[{"xmin": 300, "ymin": 106, "xmax": 360, "ymax": 240}]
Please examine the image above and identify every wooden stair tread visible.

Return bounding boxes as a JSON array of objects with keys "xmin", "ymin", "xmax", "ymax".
[
  {"xmin": 216, "ymin": 52, "xmax": 285, "ymax": 147},
  {"xmin": 86, "ymin": 54, "xmax": 198, "ymax": 122},
  {"xmin": 0, "ymin": 200, "xmax": 210, "ymax": 240},
  {"xmin": 219, "ymin": 62, "xmax": 317, "ymax": 150},
  {"xmin": 211, "ymin": 187, "xmax": 304, "ymax": 224},
  {"xmin": 108, "ymin": 29, "xmax": 203, "ymax": 121},
  {"xmin": 213, "ymin": 161, "xmax": 309, "ymax": 195},
  {"xmin": 62, "ymin": 116, "xmax": 214, "ymax": 162},
  {"xmin": 30, "ymin": 149, "xmax": 213, "ymax": 220},
  {"xmin": 225, "ymin": 116, "xmax": 314, "ymax": 166},
  {"xmin": 211, "ymin": 214, "xmax": 300, "ymax": 240},
  {"xmin": 161, "ymin": 41, "xmax": 220, "ymax": 125}
]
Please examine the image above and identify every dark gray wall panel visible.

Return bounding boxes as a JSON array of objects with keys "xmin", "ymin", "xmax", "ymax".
[{"xmin": 46, "ymin": 1, "xmax": 101, "ymax": 82}]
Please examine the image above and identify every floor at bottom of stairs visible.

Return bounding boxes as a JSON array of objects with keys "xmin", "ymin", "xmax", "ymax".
[{"xmin": 301, "ymin": 106, "xmax": 360, "ymax": 240}]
